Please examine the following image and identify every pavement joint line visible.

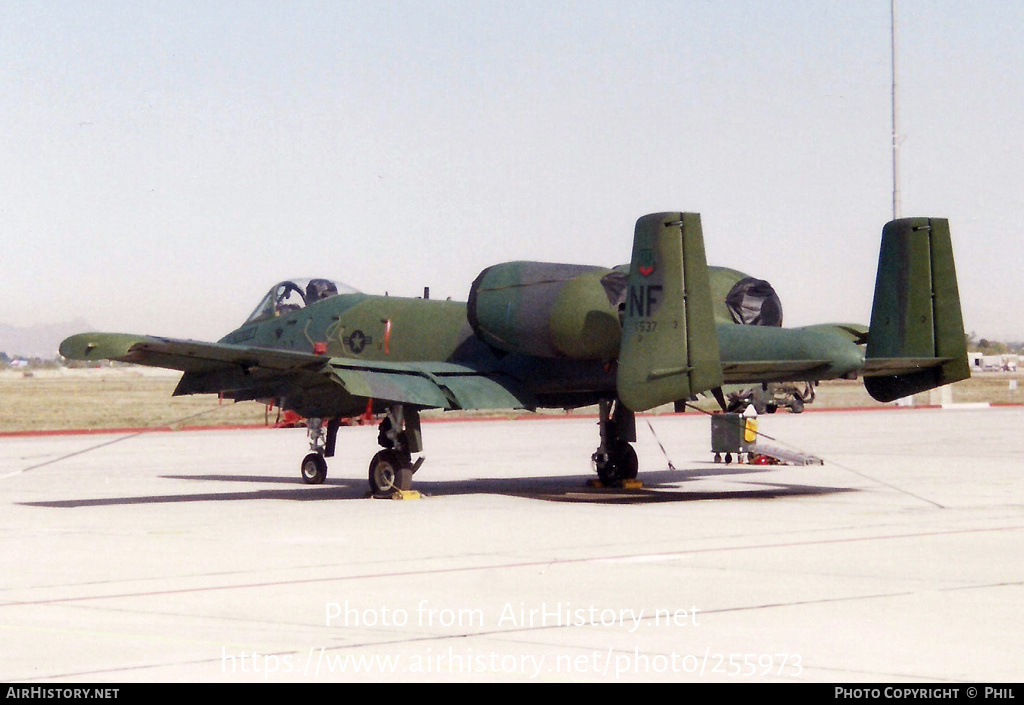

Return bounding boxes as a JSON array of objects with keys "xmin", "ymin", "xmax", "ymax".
[
  {"xmin": 1, "ymin": 517, "xmax": 978, "ymax": 593},
  {"xmin": 1, "ymin": 407, "xmax": 231, "ymax": 479},
  {"xmin": 2, "ymin": 524, "xmax": 1022, "ymax": 610},
  {"xmin": 12, "ymin": 580, "xmax": 1017, "ymax": 683}
]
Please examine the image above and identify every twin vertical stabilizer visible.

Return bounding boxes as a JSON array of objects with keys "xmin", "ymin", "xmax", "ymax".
[
  {"xmin": 863, "ymin": 217, "xmax": 970, "ymax": 401},
  {"xmin": 614, "ymin": 213, "xmax": 970, "ymax": 410},
  {"xmin": 616, "ymin": 213, "xmax": 723, "ymax": 411}
]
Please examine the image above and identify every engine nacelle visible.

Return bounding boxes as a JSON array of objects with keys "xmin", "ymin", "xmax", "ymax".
[{"xmin": 467, "ymin": 262, "xmax": 624, "ymax": 359}]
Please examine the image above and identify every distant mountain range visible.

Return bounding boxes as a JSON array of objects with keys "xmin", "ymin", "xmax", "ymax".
[{"xmin": 0, "ymin": 320, "xmax": 93, "ymax": 359}]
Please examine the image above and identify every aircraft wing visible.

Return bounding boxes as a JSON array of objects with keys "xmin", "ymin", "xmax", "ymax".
[
  {"xmin": 60, "ymin": 333, "xmax": 327, "ymax": 374},
  {"xmin": 59, "ymin": 332, "xmax": 533, "ymax": 412}
]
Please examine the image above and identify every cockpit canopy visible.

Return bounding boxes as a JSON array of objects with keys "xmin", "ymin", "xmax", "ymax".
[{"xmin": 245, "ymin": 278, "xmax": 361, "ymax": 324}]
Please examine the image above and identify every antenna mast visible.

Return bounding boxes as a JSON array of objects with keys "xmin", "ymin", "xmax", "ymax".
[{"xmin": 891, "ymin": 0, "xmax": 901, "ymax": 220}]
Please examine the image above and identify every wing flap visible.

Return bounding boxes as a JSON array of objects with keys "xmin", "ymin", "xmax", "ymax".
[
  {"xmin": 433, "ymin": 372, "xmax": 530, "ymax": 410},
  {"xmin": 325, "ymin": 359, "xmax": 533, "ymax": 411},
  {"xmin": 329, "ymin": 366, "xmax": 453, "ymax": 408}
]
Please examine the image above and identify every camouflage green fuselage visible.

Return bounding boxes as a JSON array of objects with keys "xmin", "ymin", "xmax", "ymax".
[{"xmin": 215, "ymin": 281, "xmax": 865, "ymax": 415}]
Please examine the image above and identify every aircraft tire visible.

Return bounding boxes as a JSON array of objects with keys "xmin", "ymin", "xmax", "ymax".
[
  {"xmin": 612, "ymin": 443, "xmax": 638, "ymax": 480},
  {"xmin": 368, "ymin": 449, "xmax": 413, "ymax": 494},
  {"xmin": 595, "ymin": 443, "xmax": 638, "ymax": 485},
  {"xmin": 301, "ymin": 453, "xmax": 328, "ymax": 485},
  {"xmin": 595, "ymin": 460, "xmax": 618, "ymax": 486}
]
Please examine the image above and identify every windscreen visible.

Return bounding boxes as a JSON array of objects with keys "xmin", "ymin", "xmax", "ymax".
[{"xmin": 244, "ymin": 278, "xmax": 361, "ymax": 324}]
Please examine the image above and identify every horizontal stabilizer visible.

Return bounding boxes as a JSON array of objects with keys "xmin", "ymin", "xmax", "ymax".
[
  {"xmin": 861, "ymin": 357, "xmax": 950, "ymax": 376},
  {"xmin": 721, "ymin": 359, "xmax": 832, "ymax": 384}
]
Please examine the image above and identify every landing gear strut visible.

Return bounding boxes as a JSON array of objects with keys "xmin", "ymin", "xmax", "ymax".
[
  {"xmin": 592, "ymin": 399, "xmax": 638, "ymax": 485},
  {"xmin": 300, "ymin": 416, "xmax": 339, "ymax": 485},
  {"xmin": 368, "ymin": 405, "xmax": 423, "ymax": 494}
]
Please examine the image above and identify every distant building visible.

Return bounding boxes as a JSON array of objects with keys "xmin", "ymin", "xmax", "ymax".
[{"xmin": 969, "ymin": 352, "xmax": 1019, "ymax": 372}]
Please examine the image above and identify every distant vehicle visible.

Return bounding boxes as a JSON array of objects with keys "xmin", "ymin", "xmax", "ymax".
[
  {"xmin": 61, "ymin": 213, "xmax": 969, "ymax": 495},
  {"xmin": 725, "ymin": 382, "xmax": 816, "ymax": 414},
  {"xmin": 972, "ymin": 353, "xmax": 1020, "ymax": 372}
]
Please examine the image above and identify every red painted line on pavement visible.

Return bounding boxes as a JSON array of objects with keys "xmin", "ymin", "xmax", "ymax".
[{"xmin": 2, "ymin": 402, "xmax": 1018, "ymax": 438}]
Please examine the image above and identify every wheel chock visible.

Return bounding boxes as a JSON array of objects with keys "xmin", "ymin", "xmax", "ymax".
[
  {"xmin": 368, "ymin": 490, "xmax": 422, "ymax": 500},
  {"xmin": 585, "ymin": 479, "xmax": 644, "ymax": 490},
  {"xmin": 390, "ymin": 490, "xmax": 422, "ymax": 501}
]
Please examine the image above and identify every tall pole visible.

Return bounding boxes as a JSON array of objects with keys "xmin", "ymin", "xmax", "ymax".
[{"xmin": 891, "ymin": 0, "xmax": 901, "ymax": 220}]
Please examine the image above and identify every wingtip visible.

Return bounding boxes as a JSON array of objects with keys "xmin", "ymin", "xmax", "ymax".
[{"xmin": 58, "ymin": 332, "xmax": 147, "ymax": 361}]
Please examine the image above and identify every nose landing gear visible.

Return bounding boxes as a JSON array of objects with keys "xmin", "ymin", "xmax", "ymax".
[{"xmin": 300, "ymin": 417, "xmax": 339, "ymax": 485}]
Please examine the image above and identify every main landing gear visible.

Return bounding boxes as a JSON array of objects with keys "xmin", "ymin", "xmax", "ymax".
[
  {"xmin": 298, "ymin": 406, "xmax": 424, "ymax": 495},
  {"xmin": 592, "ymin": 399, "xmax": 638, "ymax": 486},
  {"xmin": 368, "ymin": 405, "xmax": 423, "ymax": 495}
]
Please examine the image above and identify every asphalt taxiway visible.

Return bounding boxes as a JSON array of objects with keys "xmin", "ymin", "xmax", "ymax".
[{"xmin": 1, "ymin": 406, "xmax": 1022, "ymax": 682}]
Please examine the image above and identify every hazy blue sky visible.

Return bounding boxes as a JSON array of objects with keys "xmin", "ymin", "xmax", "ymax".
[{"xmin": 2, "ymin": 1, "xmax": 1021, "ymax": 342}]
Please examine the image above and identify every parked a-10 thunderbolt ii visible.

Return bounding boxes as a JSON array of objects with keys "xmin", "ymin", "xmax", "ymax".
[{"xmin": 60, "ymin": 212, "xmax": 969, "ymax": 495}]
